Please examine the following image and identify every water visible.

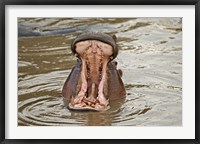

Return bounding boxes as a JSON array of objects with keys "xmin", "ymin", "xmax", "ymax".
[{"xmin": 18, "ymin": 18, "xmax": 182, "ymax": 126}]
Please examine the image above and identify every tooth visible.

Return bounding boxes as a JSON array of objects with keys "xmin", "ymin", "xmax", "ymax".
[{"xmin": 70, "ymin": 96, "xmax": 75, "ymax": 106}]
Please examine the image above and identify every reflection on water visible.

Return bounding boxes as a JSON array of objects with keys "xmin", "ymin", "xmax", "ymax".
[{"xmin": 18, "ymin": 18, "xmax": 182, "ymax": 126}]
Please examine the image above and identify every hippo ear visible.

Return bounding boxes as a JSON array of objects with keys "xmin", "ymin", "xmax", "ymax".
[{"xmin": 112, "ymin": 34, "xmax": 117, "ymax": 42}]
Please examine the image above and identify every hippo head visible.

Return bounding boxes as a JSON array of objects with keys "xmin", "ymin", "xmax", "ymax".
[{"xmin": 62, "ymin": 32, "xmax": 126, "ymax": 111}]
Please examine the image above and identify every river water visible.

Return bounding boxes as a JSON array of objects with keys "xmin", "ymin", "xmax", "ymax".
[{"xmin": 18, "ymin": 18, "xmax": 182, "ymax": 126}]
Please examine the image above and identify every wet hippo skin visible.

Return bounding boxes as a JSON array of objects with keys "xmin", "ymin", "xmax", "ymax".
[{"xmin": 62, "ymin": 32, "xmax": 126, "ymax": 111}]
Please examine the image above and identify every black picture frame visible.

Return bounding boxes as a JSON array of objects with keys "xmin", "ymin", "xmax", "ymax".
[{"xmin": 0, "ymin": 0, "xmax": 199, "ymax": 143}]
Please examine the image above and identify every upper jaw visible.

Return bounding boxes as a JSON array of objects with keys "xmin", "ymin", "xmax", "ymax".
[{"xmin": 71, "ymin": 32, "xmax": 118, "ymax": 60}]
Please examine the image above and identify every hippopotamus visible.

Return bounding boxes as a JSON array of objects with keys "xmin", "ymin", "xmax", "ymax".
[{"xmin": 62, "ymin": 32, "xmax": 126, "ymax": 111}]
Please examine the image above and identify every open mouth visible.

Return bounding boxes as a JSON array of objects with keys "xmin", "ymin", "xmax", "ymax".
[
  {"xmin": 62, "ymin": 32, "xmax": 126, "ymax": 111},
  {"xmin": 68, "ymin": 39, "xmax": 114, "ymax": 111}
]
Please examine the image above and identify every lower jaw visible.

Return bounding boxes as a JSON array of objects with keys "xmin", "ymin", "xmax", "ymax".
[
  {"xmin": 68, "ymin": 98, "xmax": 110, "ymax": 111},
  {"xmin": 68, "ymin": 94, "xmax": 110, "ymax": 111}
]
